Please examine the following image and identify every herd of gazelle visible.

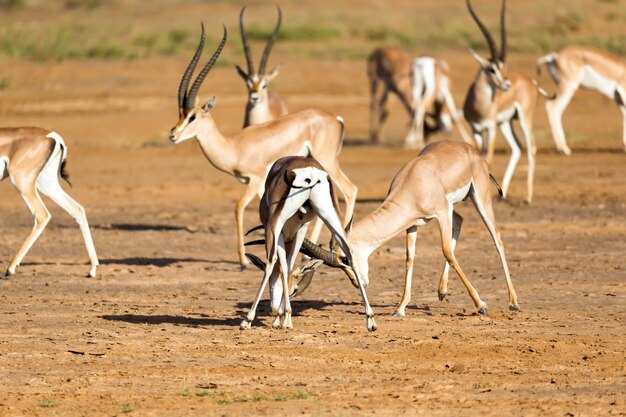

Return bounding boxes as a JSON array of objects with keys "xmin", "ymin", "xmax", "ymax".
[{"xmin": 1, "ymin": 2, "xmax": 624, "ymax": 331}]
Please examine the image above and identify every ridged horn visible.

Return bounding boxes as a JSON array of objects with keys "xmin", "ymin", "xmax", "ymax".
[
  {"xmin": 499, "ymin": 0, "xmax": 507, "ymax": 62},
  {"xmin": 466, "ymin": 0, "xmax": 499, "ymax": 62},
  {"xmin": 239, "ymin": 7, "xmax": 255, "ymax": 75},
  {"xmin": 300, "ymin": 238, "xmax": 346, "ymax": 268},
  {"xmin": 178, "ymin": 23, "xmax": 206, "ymax": 110},
  {"xmin": 258, "ymin": 5, "xmax": 282, "ymax": 75},
  {"xmin": 184, "ymin": 25, "xmax": 228, "ymax": 110}
]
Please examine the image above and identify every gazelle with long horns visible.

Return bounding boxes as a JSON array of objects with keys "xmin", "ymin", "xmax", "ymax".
[
  {"xmin": 0, "ymin": 128, "xmax": 99, "ymax": 277},
  {"xmin": 237, "ymin": 6, "xmax": 288, "ymax": 127},
  {"xmin": 169, "ymin": 25, "xmax": 357, "ymax": 269},
  {"xmin": 367, "ymin": 47, "xmax": 470, "ymax": 147},
  {"xmin": 240, "ymin": 156, "xmax": 376, "ymax": 331},
  {"xmin": 290, "ymin": 141, "xmax": 519, "ymax": 317},
  {"xmin": 537, "ymin": 46, "xmax": 626, "ymax": 155},
  {"xmin": 463, "ymin": 0, "xmax": 552, "ymax": 204}
]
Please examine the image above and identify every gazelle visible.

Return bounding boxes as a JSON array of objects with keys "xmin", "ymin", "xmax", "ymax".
[
  {"xmin": 240, "ymin": 156, "xmax": 376, "ymax": 331},
  {"xmin": 367, "ymin": 47, "xmax": 470, "ymax": 146},
  {"xmin": 463, "ymin": 0, "xmax": 552, "ymax": 204},
  {"xmin": 406, "ymin": 56, "xmax": 472, "ymax": 149},
  {"xmin": 295, "ymin": 141, "xmax": 519, "ymax": 317},
  {"xmin": 236, "ymin": 6, "xmax": 288, "ymax": 127},
  {"xmin": 169, "ymin": 25, "xmax": 357, "ymax": 269},
  {"xmin": 537, "ymin": 46, "xmax": 626, "ymax": 155},
  {"xmin": 0, "ymin": 128, "xmax": 99, "ymax": 277}
]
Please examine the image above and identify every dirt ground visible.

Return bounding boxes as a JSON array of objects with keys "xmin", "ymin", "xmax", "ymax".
[{"xmin": 1, "ymin": 2, "xmax": 626, "ymax": 416}]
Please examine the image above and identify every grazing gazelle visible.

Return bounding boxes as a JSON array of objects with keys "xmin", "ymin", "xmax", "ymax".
[
  {"xmin": 169, "ymin": 25, "xmax": 357, "ymax": 269},
  {"xmin": 295, "ymin": 141, "xmax": 519, "ymax": 317},
  {"xmin": 537, "ymin": 46, "xmax": 626, "ymax": 155},
  {"xmin": 463, "ymin": 0, "xmax": 552, "ymax": 203},
  {"xmin": 406, "ymin": 56, "xmax": 472, "ymax": 149},
  {"xmin": 367, "ymin": 47, "xmax": 469, "ymax": 147},
  {"xmin": 236, "ymin": 6, "xmax": 288, "ymax": 127},
  {"xmin": 240, "ymin": 156, "xmax": 376, "ymax": 331},
  {"xmin": 0, "ymin": 128, "xmax": 99, "ymax": 277}
]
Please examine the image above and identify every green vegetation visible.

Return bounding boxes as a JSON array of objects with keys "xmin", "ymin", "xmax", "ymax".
[
  {"xmin": 217, "ymin": 391, "xmax": 317, "ymax": 404},
  {"xmin": 121, "ymin": 405, "xmax": 134, "ymax": 414},
  {"xmin": 244, "ymin": 24, "xmax": 341, "ymax": 41},
  {"xmin": 0, "ymin": 76, "xmax": 10, "ymax": 91},
  {"xmin": 37, "ymin": 399, "xmax": 59, "ymax": 408},
  {"xmin": 0, "ymin": 0, "xmax": 23, "ymax": 10}
]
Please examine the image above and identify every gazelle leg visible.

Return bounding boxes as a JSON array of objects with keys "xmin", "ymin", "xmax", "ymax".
[
  {"xmin": 404, "ymin": 105, "xmax": 425, "ymax": 149},
  {"xmin": 471, "ymin": 126, "xmax": 484, "ymax": 152},
  {"xmin": 37, "ymin": 158, "xmax": 99, "ymax": 277},
  {"xmin": 498, "ymin": 122, "xmax": 522, "ymax": 200},
  {"xmin": 307, "ymin": 216, "xmax": 323, "ymax": 244},
  {"xmin": 394, "ymin": 226, "xmax": 417, "ymax": 317},
  {"xmin": 485, "ymin": 124, "xmax": 497, "ymax": 165},
  {"xmin": 235, "ymin": 180, "xmax": 261, "ymax": 269},
  {"xmin": 324, "ymin": 164, "xmax": 358, "ymax": 228},
  {"xmin": 437, "ymin": 205, "xmax": 487, "ymax": 314},
  {"xmin": 375, "ymin": 90, "xmax": 390, "ymax": 143},
  {"xmin": 241, "ymin": 255, "xmax": 278, "ymax": 329},
  {"xmin": 518, "ymin": 113, "xmax": 537, "ymax": 204},
  {"xmin": 6, "ymin": 182, "xmax": 51, "ymax": 276},
  {"xmin": 470, "ymin": 186, "xmax": 519, "ymax": 310},
  {"xmin": 438, "ymin": 211, "xmax": 463, "ymax": 301},
  {"xmin": 268, "ymin": 267, "xmax": 283, "ymax": 328},
  {"xmin": 616, "ymin": 88, "xmax": 626, "ymax": 151},
  {"xmin": 369, "ymin": 78, "xmax": 381, "ymax": 143},
  {"xmin": 545, "ymin": 82, "xmax": 577, "ymax": 155},
  {"xmin": 276, "ymin": 235, "xmax": 293, "ymax": 329},
  {"xmin": 443, "ymin": 90, "xmax": 473, "ymax": 146}
]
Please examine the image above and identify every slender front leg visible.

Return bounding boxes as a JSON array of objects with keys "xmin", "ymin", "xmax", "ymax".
[
  {"xmin": 276, "ymin": 235, "xmax": 293, "ymax": 329},
  {"xmin": 241, "ymin": 256, "xmax": 278, "ymax": 329},
  {"xmin": 404, "ymin": 105, "xmax": 425, "ymax": 149},
  {"xmin": 235, "ymin": 180, "xmax": 261, "ymax": 269},
  {"xmin": 394, "ymin": 226, "xmax": 417, "ymax": 317},
  {"xmin": 438, "ymin": 212, "xmax": 463, "ymax": 301},
  {"xmin": 485, "ymin": 123, "xmax": 497, "ymax": 165},
  {"xmin": 498, "ymin": 122, "xmax": 522, "ymax": 200},
  {"xmin": 545, "ymin": 82, "xmax": 577, "ymax": 155},
  {"xmin": 518, "ymin": 116, "xmax": 537, "ymax": 204},
  {"xmin": 618, "ymin": 97, "xmax": 626, "ymax": 151}
]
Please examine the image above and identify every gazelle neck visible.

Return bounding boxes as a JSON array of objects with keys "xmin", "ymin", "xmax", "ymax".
[
  {"xmin": 194, "ymin": 116, "xmax": 239, "ymax": 174},
  {"xmin": 350, "ymin": 201, "xmax": 414, "ymax": 256},
  {"xmin": 245, "ymin": 89, "xmax": 273, "ymax": 127}
]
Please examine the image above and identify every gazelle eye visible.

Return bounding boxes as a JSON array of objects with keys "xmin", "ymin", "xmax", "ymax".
[
  {"xmin": 188, "ymin": 114, "xmax": 196, "ymax": 123},
  {"xmin": 488, "ymin": 67, "xmax": 496, "ymax": 74}
]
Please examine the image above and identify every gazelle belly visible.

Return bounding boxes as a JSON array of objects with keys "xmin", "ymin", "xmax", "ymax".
[
  {"xmin": 580, "ymin": 65, "xmax": 619, "ymax": 98},
  {"xmin": 446, "ymin": 179, "xmax": 472, "ymax": 205}
]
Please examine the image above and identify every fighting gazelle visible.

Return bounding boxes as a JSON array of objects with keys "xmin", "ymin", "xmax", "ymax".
[
  {"xmin": 463, "ymin": 0, "xmax": 552, "ymax": 204},
  {"xmin": 240, "ymin": 156, "xmax": 376, "ymax": 331},
  {"xmin": 291, "ymin": 141, "xmax": 519, "ymax": 316},
  {"xmin": 0, "ymin": 128, "xmax": 99, "ymax": 277},
  {"xmin": 367, "ymin": 47, "xmax": 470, "ymax": 147},
  {"xmin": 537, "ymin": 46, "xmax": 626, "ymax": 155},
  {"xmin": 169, "ymin": 24, "xmax": 357, "ymax": 269},
  {"xmin": 236, "ymin": 6, "xmax": 288, "ymax": 127}
]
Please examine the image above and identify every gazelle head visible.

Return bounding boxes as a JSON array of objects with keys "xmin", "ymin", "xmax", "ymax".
[
  {"xmin": 467, "ymin": 0, "xmax": 511, "ymax": 91},
  {"xmin": 235, "ymin": 6, "xmax": 282, "ymax": 108},
  {"xmin": 169, "ymin": 24, "xmax": 227, "ymax": 144}
]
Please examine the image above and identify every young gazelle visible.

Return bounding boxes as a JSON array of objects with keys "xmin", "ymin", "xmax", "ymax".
[
  {"xmin": 296, "ymin": 141, "xmax": 519, "ymax": 317},
  {"xmin": 169, "ymin": 25, "xmax": 357, "ymax": 269},
  {"xmin": 368, "ymin": 47, "xmax": 468, "ymax": 146},
  {"xmin": 236, "ymin": 6, "xmax": 288, "ymax": 127},
  {"xmin": 463, "ymin": 0, "xmax": 552, "ymax": 204},
  {"xmin": 0, "ymin": 128, "xmax": 99, "ymax": 277},
  {"xmin": 406, "ymin": 56, "xmax": 472, "ymax": 149},
  {"xmin": 537, "ymin": 46, "xmax": 626, "ymax": 155},
  {"xmin": 240, "ymin": 156, "xmax": 376, "ymax": 331}
]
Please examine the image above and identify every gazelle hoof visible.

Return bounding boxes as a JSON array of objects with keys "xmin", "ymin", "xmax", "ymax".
[
  {"xmin": 240, "ymin": 320, "xmax": 251, "ymax": 330},
  {"xmin": 509, "ymin": 305, "xmax": 521, "ymax": 312},
  {"xmin": 239, "ymin": 263, "xmax": 248, "ymax": 271},
  {"xmin": 367, "ymin": 317, "xmax": 378, "ymax": 332},
  {"xmin": 4, "ymin": 269, "xmax": 14, "ymax": 277},
  {"xmin": 271, "ymin": 316, "xmax": 281, "ymax": 328},
  {"xmin": 392, "ymin": 310, "xmax": 405, "ymax": 317},
  {"xmin": 477, "ymin": 306, "xmax": 488, "ymax": 315},
  {"xmin": 87, "ymin": 266, "xmax": 97, "ymax": 278},
  {"xmin": 438, "ymin": 292, "xmax": 447, "ymax": 301}
]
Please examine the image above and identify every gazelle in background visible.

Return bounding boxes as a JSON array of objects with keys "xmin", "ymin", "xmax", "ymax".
[
  {"xmin": 240, "ymin": 156, "xmax": 376, "ymax": 331},
  {"xmin": 406, "ymin": 56, "xmax": 472, "ymax": 149},
  {"xmin": 463, "ymin": 0, "xmax": 552, "ymax": 204},
  {"xmin": 236, "ymin": 6, "xmax": 288, "ymax": 127},
  {"xmin": 537, "ymin": 46, "xmax": 626, "ymax": 155},
  {"xmin": 0, "ymin": 128, "xmax": 99, "ymax": 278},
  {"xmin": 295, "ymin": 141, "xmax": 519, "ymax": 316},
  {"xmin": 169, "ymin": 25, "xmax": 357, "ymax": 269},
  {"xmin": 367, "ymin": 47, "xmax": 469, "ymax": 147}
]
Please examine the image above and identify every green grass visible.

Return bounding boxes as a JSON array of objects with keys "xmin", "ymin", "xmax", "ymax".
[
  {"xmin": 121, "ymin": 405, "xmax": 134, "ymax": 414},
  {"xmin": 37, "ymin": 399, "xmax": 59, "ymax": 408},
  {"xmin": 0, "ymin": 76, "xmax": 10, "ymax": 91},
  {"xmin": 244, "ymin": 24, "xmax": 341, "ymax": 42},
  {"xmin": 217, "ymin": 391, "xmax": 318, "ymax": 405}
]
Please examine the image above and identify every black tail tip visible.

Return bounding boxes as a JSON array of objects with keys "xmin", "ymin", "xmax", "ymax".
[{"xmin": 60, "ymin": 160, "xmax": 72, "ymax": 187}]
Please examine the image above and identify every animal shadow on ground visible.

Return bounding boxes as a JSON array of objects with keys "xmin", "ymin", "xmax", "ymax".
[
  {"xmin": 99, "ymin": 313, "xmax": 242, "ymax": 328},
  {"xmin": 93, "ymin": 223, "xmax": 190, "ymax": 232},
  {"xmin": 99, "ymin": 257, "xmax": 208, "ymax": 267}
]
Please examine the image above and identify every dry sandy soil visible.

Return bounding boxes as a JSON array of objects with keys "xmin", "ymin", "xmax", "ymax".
[{"xmin": 0, "ymin": 1, "xmax": 625, "ymax": 416}]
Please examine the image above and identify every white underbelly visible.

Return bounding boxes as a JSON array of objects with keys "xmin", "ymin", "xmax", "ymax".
[
  {"xmin": 496, "ymin": 104, "xmax": 517, "ymax": 123},
  {"xmin": 446, "ymin": 179, "xmax": 472, "ymax": 205},
  {"xmin": 580, "ymin": 65, "xmax": 618, "ymax": 97}
]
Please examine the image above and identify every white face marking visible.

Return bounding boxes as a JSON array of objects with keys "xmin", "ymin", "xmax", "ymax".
[
  {"xmin": 580, "ymin": 65, "xmax": 619, "ymax": 98},
  {"xmin": 446, "ymin": 179, "xmax": 473, "ymax": 205}
]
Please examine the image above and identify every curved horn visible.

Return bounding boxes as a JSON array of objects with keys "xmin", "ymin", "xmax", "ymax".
[
  {"xmin": 258, "ymin": 5, "xmax": 282, "ymax": 75},
  {"xmin": 239, "ymin": 7, "xmax": 255, "ymax": 75},
  {"xmin": 178, "ymin": 23, "xmax": 206, "ymax": 110},
  {"xmin": 300, "ymin": 238, "xmax": 346, "ymax": 268},
  {"xmin": 466, "ymin": 0, "xmax": 498, "ymax": 62},
  {"xmin": 184, "ymin": 25, "xmax": 228, "ymax": 110},
  {"xmin": 499, "ymin": 0, "xmax": 507, "ymax": 62}
]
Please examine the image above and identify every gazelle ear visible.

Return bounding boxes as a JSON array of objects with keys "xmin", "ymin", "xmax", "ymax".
[
  {"xmin": 469, "ymin": 49, "xmax": 490, "ymax": 67},
  {"xmin": 283, "ymin": 170, "xmax": 297, "ymax": 186},
  {"xmin": 201, "ymin": 96, "xmax": 216, "ymax": 113},
  {"xmin": 344, "ymin": 216, "xmax": 354, "ymax": 240},
  {"xmin": 235, "ymin": 65, "xmax": 248, "ymax": 80},
  {"xmin": 266, "ymin": 65, "xmax": 281, "ymax": 82}
]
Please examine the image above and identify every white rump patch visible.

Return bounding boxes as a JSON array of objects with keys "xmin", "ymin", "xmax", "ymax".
[
  {"xmin": 446, "ymin": 179, "xmax": 472, "ymax": 205},
  {"xmin": 411, "ymin": 57, "xmax": 436, "ymax": 102},
  {"xmin": 289, "ymin": 167, "xmax": 326, "ymax": 189},
  {"xmin": 46, "ymin": 131, "xmax": 67, "ymax": 161},
  {"xmin": 580, "ymin": 65, "xmax": 619, "ymax": 98}
]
